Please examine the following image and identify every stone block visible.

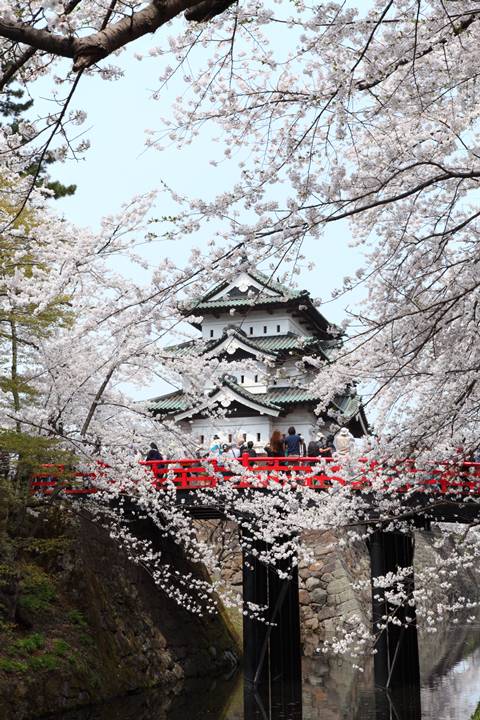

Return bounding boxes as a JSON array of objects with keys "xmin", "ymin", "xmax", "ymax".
[
  {"xmin": 317, "ymin": 607, "xmax": 337, "ymax": 621},
  {"xmin": 305, "ymin": 576, "xmax": 321, "ymax": 591},
  {"xmin": 305, "ymin": 616, "xmax": 319, "ymax": 630},
  {"xmin": 337, "ymin": 589, "xmax": 354, "ymax": 603},
  {"xmin": 310, "ymin": 588, "xmax": 327, "ymax": 606},
  {"xmin": 313, "ymin": 544, "xmax": 336, "ymax": 556},
  {"xmin": 299, "ymin": 590, "xmax": 310, "ymax": 605},
  {"xmin": 327, "ymin": 578, "xmax": 350, "ymax": 594}
]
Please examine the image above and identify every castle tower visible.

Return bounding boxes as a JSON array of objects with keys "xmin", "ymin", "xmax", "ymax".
[{"xmin": 150, "ymin": 268, "xmax": 367, "ymax": 450}]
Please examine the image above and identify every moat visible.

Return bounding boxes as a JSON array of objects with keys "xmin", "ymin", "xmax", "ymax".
[{"xmin": 45, "ymin": 625, "xmax": 480, "ymax": 720}]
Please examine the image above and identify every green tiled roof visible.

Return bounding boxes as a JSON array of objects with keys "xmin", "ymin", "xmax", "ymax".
[
  {"xmin": 332, "ymin": 393, "xmax": 361, "ymax": 417},
  {"xmin": 166, "ymin": 339, "xmax": 207, "ymax": 357},
  {"xmin": 247, "ymin": 268, "xmax": 298, "ymax": 297},
  {"xmin": 251, "ymin": 335, "xmax": 325, "ymax": 353},
  {"xmin": 266, "ymin": 387, "xmax": 320, "ymax": 404},
  {"xmin": 166, "ymin": 333, "xmax": 329, "ymax": 359},
  {"xmin": 185, "ymin": 294, "xmax": 302, "ymax": 312},
  {"xmin": 149, "ymin": 390, "xmax": 189, "ymax": 412},
  {"xmin": 178, "ymin": 266, "xmax": 336, "ymax": 339},
  {"xmin": 149, "ymin": 381, "xmax": 359, "ymax": 418},
  {"xmin": 181, "ymin": 267, "xmax": 307, "ymax": 315}
]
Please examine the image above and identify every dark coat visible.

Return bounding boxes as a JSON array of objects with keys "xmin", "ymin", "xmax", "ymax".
[{"xmin": 146, "ymin": 448, "xmax": 162, "ymax": 461}]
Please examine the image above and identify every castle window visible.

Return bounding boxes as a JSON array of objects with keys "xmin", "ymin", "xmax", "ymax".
[
  {"xmin": 257, "ymin": 432, "xmax": 261, "ymax": 442},
  {"xmin": 228, "ymin": 433, "xmax": 232, "ymax": 442},
  {"xmin": 263, "ymin": 325, "xmax": 267, "ymax": 334},
  {"xmin": 277, "ymin": 324, "xmax": 281, "ymax": 333},
  {"xmin": 240, "ymin": 375, "xmax": 245, "ymax": 384},
  {"xmin": 200, "ymin": 434, "xmax": 204, "ymax": 444},
  {"xmin": 249, "ymin": 326, "xmax": 254, "ymax": 335},
  {"xmin": 210, "ymin": 329, "xmax": 214, "ymax": 338},
  {"xmin": 243, "ymin": 433, "xmax": 247, "ymax": 441},
  {"xmin": 254, "ymin": 374, "xmax": 258, "ymax": 383}
]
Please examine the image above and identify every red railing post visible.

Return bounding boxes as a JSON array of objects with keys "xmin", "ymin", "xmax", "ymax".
[{"xmin": 31, "ymin": 454, "xmax": 480, "ymax": 498}]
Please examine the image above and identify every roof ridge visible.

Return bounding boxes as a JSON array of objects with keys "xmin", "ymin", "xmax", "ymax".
[
  {"xmin": 247, "ymin": 268, "xmax": 302, "ymax": 297},
  {"xmin": 183, "ymin": 268, "xmax": 304, "ymax": 309}
]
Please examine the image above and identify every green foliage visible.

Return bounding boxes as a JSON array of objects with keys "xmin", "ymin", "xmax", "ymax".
[
  {"xmin": 12, "ymin": 632, "xmax": 45, "ymax": 655},
  {"xmin": 40, "ymin": 178, "xmax": 77, "ymax": 200},
  {"xmin": 20, "ymin": 536, "xmax": 72, "ymax": 557},
  {"xmin": 0, "ymin": 626, "xmax": 86, "ymax": 677},
  {"xmin": 78, "ymin": 632, "xmax": 95, "ymax": 648},
  {"xmin": 0, "ymin": 430, "xmax": 72, "ymax": 467},
  {"xmin": 18, "ymin": 564, "xmax": 56, "ymax": 612},
  {"xmin": 67, "ymin": 609, "xmax": 88, "ymax": 627},
  {"xmin": 52, "ymin": 639, "xmax": 71, "ymax": 657},
  {"xmin": 0, "ymin": 199, "xmax": 77, "ymax": 491},
  {"xmin": 0, "ymin": 87, "xmax": 33, "ymax": 119},
  {"xmin": 0, "ymin": 563, "xmax": 17, "ymax": 584},
  {"xmin": 28, "ymin": 653, "xmax": 60, "ymax": 671},
  {"xmin": 0, "ymin": 85, "xmax": 76, "ymax": 199},
  {"xmin": 471, "ymin": 704, "xmax": 480, "ymax": 720},
  {"xmin": 0, "ymin": 429, "xmax": 77, "ymax": 491},
  {"xmin": 0, "ymin": 658, "xmax": 28, "ymax": 673},
  {"xmin": 0, "ymin": 619, "xmax": 15, "ymax": 634}
]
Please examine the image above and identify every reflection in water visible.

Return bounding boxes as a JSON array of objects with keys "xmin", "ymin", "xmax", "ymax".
[
  {"xmin": 44, "ymin": 626, "xmax": 480, "ymax": 720},
  {"xmin": 421, "ymin": 642, "xmax": 480, "ymax": 720}
]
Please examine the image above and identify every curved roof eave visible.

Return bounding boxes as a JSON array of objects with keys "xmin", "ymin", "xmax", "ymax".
[{"xmin": 173, "ymin": 383, "xmax": 281, "ymax": 421}]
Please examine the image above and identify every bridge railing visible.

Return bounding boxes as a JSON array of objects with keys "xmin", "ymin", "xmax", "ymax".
[{"xmin": 29, "ymin": 455, "xmax": 480, "ymax": 495}]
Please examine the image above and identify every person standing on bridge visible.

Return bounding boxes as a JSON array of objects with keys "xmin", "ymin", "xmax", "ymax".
[
  {"xmin": 308, "ymin": 433, "xmax": 332, "ymax": 458},
  {"xmin": 264, "ymin": 429, "xmax": 285, "ymax": 457},
  {"xmin": 334, "ymin": 428, "xmax": 354, "ymax": 457},
  {"xmin": 245, "ymin": 440, "xmax": 257, "ymax": 457},
  {"xmin": 223, "ymin": 442, "xmax": 241, "ymax": 458},
  {"xmin": 145, "ymin": 442, "xmax": 163, "ymax": 461},
  {"xmin": 284, "ymin": 426, "xmax": 305, "ymax": 456},
  {"xmin": 209, "ymin": 435, "xmax": 223, "ymax": 457}
]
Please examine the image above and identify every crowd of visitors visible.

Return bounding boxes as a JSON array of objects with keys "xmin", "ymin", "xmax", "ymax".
[
  {"xmin": 264, "ymin": 427, "xmax": 336, "ymax": 458},
  {"xmin": 144, "ymin": 427, "xmax": 348, "ymax": 462}
]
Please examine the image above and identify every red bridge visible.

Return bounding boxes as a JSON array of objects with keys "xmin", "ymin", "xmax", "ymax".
[
  {"xmin": 30, "ymin": 454, "xmax": 480, "ymax": 495},
  {"xmin": 29, "ymin": 452, "xmax": 480, "ymax": 710}
]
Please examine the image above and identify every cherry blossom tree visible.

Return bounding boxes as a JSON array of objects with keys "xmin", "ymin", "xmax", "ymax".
[
  {"xmin": 1, "ymin": 0, "xmax": 480, "ymax": 665},
  {"xmin": 1, "ymin": 0, "xmax": 478, "ymax": 455}
]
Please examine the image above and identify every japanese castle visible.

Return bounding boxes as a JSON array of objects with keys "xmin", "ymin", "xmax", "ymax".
[{"xmin": 150, "ymin": 268, "xmax": 367, "ymax": 450}]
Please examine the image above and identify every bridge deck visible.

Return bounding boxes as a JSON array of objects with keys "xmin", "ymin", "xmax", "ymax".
[{"xmin": 30, "ymin": 455, "xmax": 480, "ymax": 496}]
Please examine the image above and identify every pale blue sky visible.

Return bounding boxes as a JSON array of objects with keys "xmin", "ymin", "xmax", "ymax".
[
  {"xmin": 39, "ymin": 42, "xmax": 366, "ymax": 300},
  {"xmin": 31, "ymin": 23, "xmax": 368, "ymax": 397}
]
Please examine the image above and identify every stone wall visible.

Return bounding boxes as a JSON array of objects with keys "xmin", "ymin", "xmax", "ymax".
[
  {"xmin": 195, "ymin": 522, "xmax": 480, "ymax": 658},
  {"xmin": 194, "ymin": 521, "xmax": 372, "ymax": 656},
  {"xmin": 298, "ymin": 530, "xmax": 371, "ymax": 655},
  {"xmin": 0, "ymin": 511, "xmax": 239, "ymax": 720}
]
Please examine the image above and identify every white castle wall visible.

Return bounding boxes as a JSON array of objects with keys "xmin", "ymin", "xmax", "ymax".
[
  {"xmin": 187, "ymin": 416, "xmax": 274, "ymax": 449},
  {"xmin": 202, "ymin": 310, "xmax": 306, "ymax": 340},
  {"xmin": 185, "ymin": 408, "xmax": 327, "ymax": 452}
]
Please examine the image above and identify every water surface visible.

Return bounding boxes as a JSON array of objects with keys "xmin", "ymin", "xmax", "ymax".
[{"xmin": 45, "ymin": 625, "xmax": 480, "ymax": 720}]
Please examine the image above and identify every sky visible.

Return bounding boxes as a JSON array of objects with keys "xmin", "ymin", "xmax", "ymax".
[{"xmin": 30, "ymin": 23, "xmax": 368, "ymax": 398}]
